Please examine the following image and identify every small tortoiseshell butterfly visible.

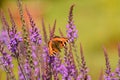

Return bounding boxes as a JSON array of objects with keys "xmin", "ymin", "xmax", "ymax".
[{"xmin": 48, "ymin": 36, "xmax": 68, "ymax": 56}]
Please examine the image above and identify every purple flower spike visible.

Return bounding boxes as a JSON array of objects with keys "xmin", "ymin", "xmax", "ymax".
[
  {"xmin": 30, "ymin": 28, "xmax": 42, "ymax": 45},
  {"xmin": 0, "ymin": 52, "xmax": 13, "ymax": 68},
  {"xmin": 66, "ymin": 22, "xmax": 78, "ymax": 43},
  {"xmin": 114, "ymin": 44, "xmax": 120, "ymax": 79},
  {"xmin": 58, "ymin": 64, "xmax": 68, "ymax": 79},
  {"xmin": 26, "ymin": 7, "xmax": 42, "ymax": 45},
  {"xmin": 66, "ymin": 5, "xmax": 78, "ymax": 43},
  {"xmin": 103, "ymin": 47, "xmax": 116, "ymax": 80},
  {"xmin": 78, "ymin": 44, "xmax": 91, "ymax": 80},
  {"xmin": 8, "ymin": 32, "xmax": 22, "ymax": 53},
  {"xmin": 42, "ymin": 46, "xmax": 49, "ymax": 62},
  {"xmin": 0, "ymin": 41, "xmax": 16, "ymax": 80},
  {"xmin": 7, "ymin": 9, "xmax": 22, "ymax": 54}
]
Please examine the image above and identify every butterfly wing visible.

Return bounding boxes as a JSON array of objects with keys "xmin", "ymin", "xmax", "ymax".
[
  {"xmin": 48, "ymin": 40, "xmax": 60, "ymax": 56},
  {"xmin": 48, "ymin": 37, "xmax": 68, "ymax": 56},
  {"xmin": 52, "ymin": 40, "xmax": 61, "ymax": 52},
  {"xmin": 52, "ymin": 37, "xmax": 68, "ymax": 48}
]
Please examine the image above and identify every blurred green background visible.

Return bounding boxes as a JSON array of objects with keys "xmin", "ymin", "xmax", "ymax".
[{"xmin": 0, "ymin": 0, "xmax": 120, "ymax": 79}]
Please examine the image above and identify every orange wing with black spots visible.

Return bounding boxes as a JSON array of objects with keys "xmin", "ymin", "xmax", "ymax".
[{"xmin": 48, "ymin": 36, "xmax": 68, "ymax": 56}]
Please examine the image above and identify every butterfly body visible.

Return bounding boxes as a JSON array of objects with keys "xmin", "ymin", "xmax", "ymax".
[{"xmin": 48, "ymin": 36, "xmax": 68, "ymax": 56}]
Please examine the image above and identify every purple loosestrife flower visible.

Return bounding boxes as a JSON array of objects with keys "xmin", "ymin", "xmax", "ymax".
[
  {"xmin": 0, "ymin": 42, "xmax": 13, "ymax": 68},
  {"xmin": 19, "ymin": 60, "xmax": 33, "ymax": 80},
  {"xmin": 52, "ymin": 55, "xmax": 61, "ymax": 80},
  {"xmin": 0, "ymin": 10, "xmax": 9, "ymax": 45},
  {"xmin": 57, "ymin": 64, "xmax": 68, "ymax": 80},
  {"xmin": 115, "ymin": 44, "xmax": 120, "ymax": 79},
  {"xmin": 18, "ymin": 0, "xmax": 35, "ymax": 72},
  {"xmin": 26, "ymin": 7, "xmax": 42, "ymax": 45},
  {"xmin": 41, "ymin": 46, "xmax": 49, "ymax": 79},
  {"xmin": 66, "ymin": 5, "xmax": 81, "ymax": 75},
  {"xmin": 8, "ymin": 32, "xmax": 22, "ymax": 53},
  {"xmin": 7, "ymin": 9, "xmax": 22, "ymax": 53},
  {"xmin": 103, "ymin": 47, "xmax": 116, "ymax": 80},
  {"xmin": 8, "ymin": 9, "xmax": 27, "ymax": 80},
  {"xmin": 30, "ymin": 28, "xmax": 42, "ymax": 45},
  {"xmin": 63, "ymin": 45, "xmax": 73, "ymax": 79},
  {"xmin": 78, "ymin": 44, "xmax": 91, "ymax": 80},
  {"xmin": 0, "ymin": 42, "xmax": 16, "ymax": 80},
  {"xmin": 43, "ymin": 46, "xmax": 50, "ymax": 62},
  {"xmin": 31, "ymin": 45, "xmax": 41, "ymax": 79},
  {"xmin": 66, "ymin": 5, "xmax": 78, "ymax": 43},
  {"xmin": 1, "ymin": 9, "xmax": 23, "ymax": 79},
  {"xmin": 0, "ymin": 53, "xmax": 16, "ymax": 80},
  {"xmin": 66, "ymin": 24, "xmax": 78, "ymax": 42},
  {"xmin": 0, "ymin": 52, "xmax": 13, "ymax": 68},
  {"xmin": 64, "ymin": 44, "xmax": 78, "ymax": 79},
  {"xmin": 42, "ymin": 45, "xmax": 52, "ymax": 80}
]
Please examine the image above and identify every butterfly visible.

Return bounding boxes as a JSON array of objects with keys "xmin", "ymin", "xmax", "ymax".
[{"xmin": 48, "ymin": 36, "xmax": 68, "ymax": 56}]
